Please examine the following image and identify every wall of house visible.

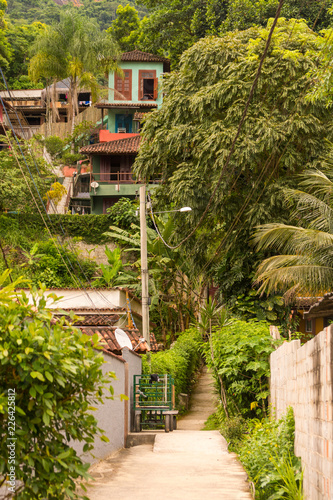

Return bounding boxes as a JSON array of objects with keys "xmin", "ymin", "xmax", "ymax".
[
  {"xmin": 270, "ymin": 327, "xmax": 333, "ymax": 500},
  {"xmin": 109, "ymin": 61, "xmax": 164, "ymax": 107},
  {"xmin": 121, "ymin": 348, "xmax": 142, "ymax": 432},
  {"xmin": 70, "ymin": 348, "xmax": 142, "ymax": 464},
  {"xmin": 298, "ymin": 315, "xmax": 324, "ymax": 336}
]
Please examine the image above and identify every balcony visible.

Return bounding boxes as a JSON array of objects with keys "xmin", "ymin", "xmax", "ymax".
[{"xmin": 91, "ymin": 171, "xmax": 135, "ymax": 184}]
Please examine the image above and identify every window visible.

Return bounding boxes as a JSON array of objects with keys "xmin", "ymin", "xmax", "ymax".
[
  {"xmin": 114, "ymin": 70, "xmax": 132, "ymax": 100},
  {"xmin": 139, "ymin": 70, "xmax": 158, "ymax": 101},
  {"xmin": 305, "ymin": 319, "xmax": 312, "ymax": 333},
  {"xmin": 103, "ymin": 197, "xmax": 121, "ymax": 213}
]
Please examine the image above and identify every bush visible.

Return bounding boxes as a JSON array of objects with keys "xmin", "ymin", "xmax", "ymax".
[
  {"xmin": 142, "ymin": 328, "xmax": 201, "ymax": 402},
  {"xmin": 238, "ymin": 407, "xmax": 303, "ymax": 499},
  {"xmin": 0, "ymin": 273, "xmax": 115, "ymax": 499},
  {"xmin": 106, "ymin": 198, "xmax": 138, "ymax": 229},
  {"xmin": 203, "ymin": 319, "xmax": 279, "ymax": 419},
  {"xmin": 2, "ymin": 214, "xmax": 112, "ymax": 245}
]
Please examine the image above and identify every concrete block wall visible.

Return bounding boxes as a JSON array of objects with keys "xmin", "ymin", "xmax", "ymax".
[{"xmin": 270, "ymin": 326, "xmax": 333, "ymax": 500}]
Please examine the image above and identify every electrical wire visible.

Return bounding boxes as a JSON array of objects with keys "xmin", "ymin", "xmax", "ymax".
[
  {"xmin": 151, "ymin": 3, "xmax": 333, "ymax": 284},
  {"xmin": 0, "ymin": 95, "xmax": 131, "ymax": 330},
  {"xmin": 143, "ymin": 0, "xmax": 285, "ymax": 250}
]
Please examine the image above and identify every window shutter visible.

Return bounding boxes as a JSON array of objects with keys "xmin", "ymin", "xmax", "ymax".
[
  {"xmin": 153, "ymin": 78, "xmax": 158, "ymax": 100},
  {"xmin": 139, "ymin": 70, "xmax": 144, "ymax": 100}
]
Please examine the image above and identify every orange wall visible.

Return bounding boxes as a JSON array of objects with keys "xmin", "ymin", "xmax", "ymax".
[{"xmin": 99, "ymin": 130, "xmax": 139, "ymax": 143}]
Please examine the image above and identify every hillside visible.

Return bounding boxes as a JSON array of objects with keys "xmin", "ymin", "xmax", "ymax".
[{"xmin": 5, "ymin": 0, "xmax": 146, "ymax": 30}]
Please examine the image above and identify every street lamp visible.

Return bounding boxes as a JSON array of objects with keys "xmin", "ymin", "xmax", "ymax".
[{"xmin": 139, "ymin": 185, "xmax": 192, "ymax": 347}]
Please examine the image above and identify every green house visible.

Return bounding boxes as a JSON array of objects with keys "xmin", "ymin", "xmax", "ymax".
[{"xmin": 78, "ymin": 51, "xmax": 170, "ymax": 215}]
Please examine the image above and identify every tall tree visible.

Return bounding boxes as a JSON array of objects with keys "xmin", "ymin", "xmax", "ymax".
[
  {"xmin": 29, "ymin": 9, "xmax": 120, "ymax": 133},
  {"xmin": 106, "ymin": 4, "xmax": 142, "ymax": 52},
  {"xmin": 0, "ymin": 0, "xmax": 12, "ymax": 75},
  {"xmin": 137, "ymin": 0, "xmax": 228, "ymax": 66},
  {"xmin": 133, "ymin": 19, "xmax": 333, "ymax": 303}
]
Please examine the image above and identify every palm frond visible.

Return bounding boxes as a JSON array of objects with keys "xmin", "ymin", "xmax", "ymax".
[{"xmin": 255, "ymin": 256, "xmax": 333, "ymax": 297}]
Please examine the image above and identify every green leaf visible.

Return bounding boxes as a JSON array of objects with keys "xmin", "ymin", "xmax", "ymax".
[
  {"xmin": 45, "ymin": 371, "xmax": 53, "ymax": 382},
  {"xmin": 100, "ymin": 435, "xmax": 110, "ymax": 443},
  {"xmin": 42, "ymin": 412, "xmax": 50, "ymax": 426},
  {"xmin": 29, "ymin": 386, "xmax": 36, "ymax": 398},
  {"xmin": 31, "ymin": 371, "xmax": 45, "ymax": 381}
]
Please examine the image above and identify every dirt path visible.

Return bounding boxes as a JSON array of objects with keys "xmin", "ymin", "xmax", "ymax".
[{"xmin": 85, "ymin": 366, "xmax": 252, "ymax": 500}]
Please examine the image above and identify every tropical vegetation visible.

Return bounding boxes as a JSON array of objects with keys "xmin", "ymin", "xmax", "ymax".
[
  {"xmin": 0, "ymin": 273, "xmax": 115, "ymax": 500},
  {"xmin": 253, "ymin": 165, "xmax": 333, "ymax": 299}
]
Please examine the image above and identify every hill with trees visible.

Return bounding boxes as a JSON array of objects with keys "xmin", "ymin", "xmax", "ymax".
[{"xmin": 5, "ymin": 0, "xmax": 146, "ymax": 28}]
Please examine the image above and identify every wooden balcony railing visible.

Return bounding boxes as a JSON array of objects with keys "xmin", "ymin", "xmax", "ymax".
[{"xmin": 91, "ymin": 172, "xmax": 135, "ymax": 184}]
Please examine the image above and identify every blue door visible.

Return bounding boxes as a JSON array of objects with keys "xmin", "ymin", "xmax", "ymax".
[{"xmin": 115, "ymin": 114, "xmax": 132, "ymax": 133}]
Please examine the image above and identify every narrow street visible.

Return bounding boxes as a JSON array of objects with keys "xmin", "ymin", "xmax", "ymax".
[{"xmin": 84, "ymin": 367, "xmax": 252, "ymax": 500}]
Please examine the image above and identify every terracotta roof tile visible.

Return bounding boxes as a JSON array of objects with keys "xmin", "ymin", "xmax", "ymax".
[
  {"xmin": 121, "ymin": 50, "xmax": 169, "ymax": 63},
  {"xmin": 80, "ymin": 135, "xmax": 140, "ymax": 155},
  {"xmin": 80, "ymin": 326, "xmax": 158, "ymax": 355},
  {"xmin": 96, "ymin": 102, "xmax": 157, "ymax": 109},
  {"xmin": 71, "ymin": 314, "xmax": 120, "ymax": 327}
]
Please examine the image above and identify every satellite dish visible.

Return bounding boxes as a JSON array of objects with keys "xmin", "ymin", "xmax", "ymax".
[
  {"xmin": 90, "ymin": 181, "xmax": 99, "ymax": 195},
  {"xmin": 115, "ymin": 328, "xmax": 133, "ymax": 350}
]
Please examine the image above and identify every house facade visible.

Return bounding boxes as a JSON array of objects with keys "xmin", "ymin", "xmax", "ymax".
[{"xmin": 78, "ymin": 50, "xmax": 170, "ymax": 215}]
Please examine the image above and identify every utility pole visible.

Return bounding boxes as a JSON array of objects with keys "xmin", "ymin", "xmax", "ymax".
[{"xmin": 140, "ymin": 184, "xmax": 150, "ymax": 348}]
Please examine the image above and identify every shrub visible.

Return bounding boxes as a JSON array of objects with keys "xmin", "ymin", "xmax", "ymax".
[
  {"xmin": 238, "ymin": 407, "xmax": 303, "ymax": 499},
  {"xmin": 142, "ymin": 328, "xmax": 201, "ymax": 401},
  {"xmin": 203, "ymin": 319, "xmax": 279, "ymax": 418},
  {"xmin": 0, "ymin": 273, "xmax": 115, "ymax": 499},
  {"xmin": 106, "ymin": 198, "xmax": 138, "ymax": 229}
]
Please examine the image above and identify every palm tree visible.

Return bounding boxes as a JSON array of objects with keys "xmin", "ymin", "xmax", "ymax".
[
  {"xmin": 29, "ymin": 9, "xmax": 120, "ymax": 135},
  {"xmin": 252, "ymin": 168, "xmax": 333, "ymax": 299}
]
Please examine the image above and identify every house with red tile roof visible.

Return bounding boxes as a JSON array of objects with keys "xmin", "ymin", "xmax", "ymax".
[{"xmin": 74, "ymin": 50, "xmax": 170, "ymax": 215}]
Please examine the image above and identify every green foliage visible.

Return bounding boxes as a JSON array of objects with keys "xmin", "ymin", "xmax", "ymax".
[
  {"xmin": 137, "ymin": 0, "xmax": 227, "ymax": 66},
  {"xmin": 104, "ymin": 216, "xmax": 203, "ymax": 340},
  {"xmin": 142, "ymin": 328, "xmax": 201, "ymax": 401},
  {"xmin": 239, "ymin": 408, "xmax": 303, "ymax": 499},
  {"xmin": 0, "ymin": 136, "xmax": 52, "ymax": 213},
  {"xmin": 107, "ymin": 4, "xmax": 142, "ymax": 52},
  {"xmin": 38, "ymin": 122, "xmax": 94, "ymax": 164},
  {"xmin": 5, "ymin": 0, "xmax": 146, "ymax": 30},
  {"xmin": 4, "ymin": 21, "xmax": 46, "ymax": 86},
  {"xmin": 211, "ymin": 406, "xmax": 248, "ymax": 446},
  {"xmin": 1, "ymin": 213, "xmax": 113, "ymax": 245},
  {"xmin": 0, "ymin": 273, "xmax": 116, "ymax": 499},
  {"xmin": 106, "ymin": 197, "xmax": 138, "ymax": 229},
  {"xmin": 229, "ymin": 290, "xmax": 294, "ymax": 335},
  {"xmin": 91, "ymin": 245, "xmax": 137, "ymax": 288},
  {"xmin": 43, "ymin": 135, "xmax": 65, "ymax": 161},
  {"xmin": 61, "ymin": 152, "xmax": 83, "ymax": 165},
  {"xmin": 203, "ymin": 319, "xmax": 279, "ymax": 418},
  {"xmin": 134, "ymin": 19, "xmax": 332, "ymax": 303},
  {"xmin": 253, "ymin": 165, "xmax": 333, "ymax": 298},
  {"xmin": 18, "ymin": 238, "xmax": 98, "ymax": 288}
]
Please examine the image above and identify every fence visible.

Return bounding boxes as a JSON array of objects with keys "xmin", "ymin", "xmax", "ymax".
[
  {"xmin": 38, "ymin": 105, "xmax": 103, "ymax": 140},
  {"xmin": 270, "ymin": 326, "xmax": 333, "ymax": 500}
]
